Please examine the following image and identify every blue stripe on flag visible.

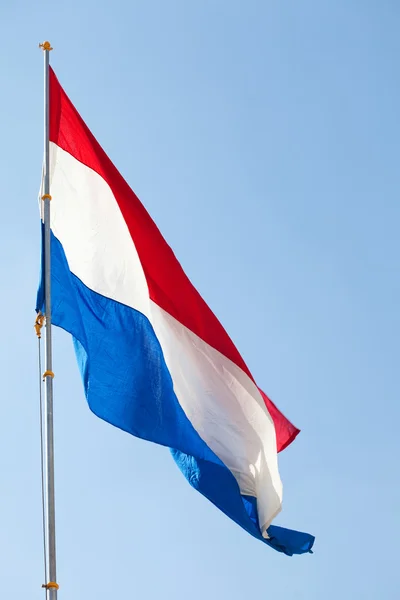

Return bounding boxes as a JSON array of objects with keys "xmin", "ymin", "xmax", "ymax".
[{"xmin": 36, "ymin": 230, "xmax": 314, "ymax": 556}]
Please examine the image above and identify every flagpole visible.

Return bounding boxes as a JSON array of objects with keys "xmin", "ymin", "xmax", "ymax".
[{"xmin": 39, "ymin": 40, "xmax": 59, "ymax": 600}]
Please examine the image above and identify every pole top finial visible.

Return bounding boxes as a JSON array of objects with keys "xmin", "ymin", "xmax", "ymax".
[{"xmin": 39, "ymin": 41, "xmax": 53, "ymax": 51}]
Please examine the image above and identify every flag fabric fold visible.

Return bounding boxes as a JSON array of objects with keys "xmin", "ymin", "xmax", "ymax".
[{"xmin": 36, "ymin": 68, "xmax": 314, "ymax": 556}]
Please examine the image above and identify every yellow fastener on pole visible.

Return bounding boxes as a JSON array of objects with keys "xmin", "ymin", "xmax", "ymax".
[
  {"xmin": 42, "ymin": 370, "xmax": 55, "ymax": 380},
  {"xmin": 42, "ymin": 582, "xmax": 59, "ymax": 590},
  {"xmin": 39, "ymin": 41, "xmax": 53, "ymax": 51}
]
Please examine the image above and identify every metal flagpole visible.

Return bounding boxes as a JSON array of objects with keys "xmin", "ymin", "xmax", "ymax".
[{"xmin": 39, "ymin": 40, "xmax": 59, "ymax": 600}]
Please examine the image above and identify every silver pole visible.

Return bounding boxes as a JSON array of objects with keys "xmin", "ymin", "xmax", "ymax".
[{"xmin": 40, "ymin": 40, "xmax": 58, "ymax": 600}]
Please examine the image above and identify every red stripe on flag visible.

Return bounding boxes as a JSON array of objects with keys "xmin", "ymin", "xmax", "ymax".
[{"xmin": 49, "ymin": 67, "xmax": 299, "ymax": 452}]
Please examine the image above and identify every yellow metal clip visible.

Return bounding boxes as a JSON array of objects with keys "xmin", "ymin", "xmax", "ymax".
[
  {"xmin": 42, "ymin": 582, "xmax": 59, "ymax": 590},
  {"xmin": 34, "ymin": 312, "xmax": 45, "ymax": 339},
  {"xmin": 43, "ymin": 370, "xmax": 55, "ymax": 380},
  {"xmin": 41, "ymin": 194, "xmax": 52, "ymax": 201}
]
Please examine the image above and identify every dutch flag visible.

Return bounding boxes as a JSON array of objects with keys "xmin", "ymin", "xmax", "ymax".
[{"xmin": 36, "ymin": 68, "xmax": 314, "ymax": 556}]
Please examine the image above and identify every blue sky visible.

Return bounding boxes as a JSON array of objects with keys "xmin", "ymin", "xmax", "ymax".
[{"xmin": 1, "ymin": 1, "xmax": 399, "ymax": 598}]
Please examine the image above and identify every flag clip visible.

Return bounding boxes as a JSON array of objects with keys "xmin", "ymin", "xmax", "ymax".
[
  {"xmin": 43, "ymin": 370, "xmax": 55, "ymax": 380},
  {"xmin": 34, "ymin": 313, "xmax": 45, "ymax": 339},
  {"xmin": 42, "ymin": 582, "xmax": 59, "ymax": 590}
]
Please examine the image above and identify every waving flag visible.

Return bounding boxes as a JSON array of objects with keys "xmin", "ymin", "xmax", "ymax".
[{"xmin": 36, "ymin": 68, "xmax": 314, "ymax": 556}]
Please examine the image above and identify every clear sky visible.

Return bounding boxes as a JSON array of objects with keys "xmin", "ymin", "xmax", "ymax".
[{"xmin": 1, "ymin": 1, "xmax": 399, "ymax": 598}]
